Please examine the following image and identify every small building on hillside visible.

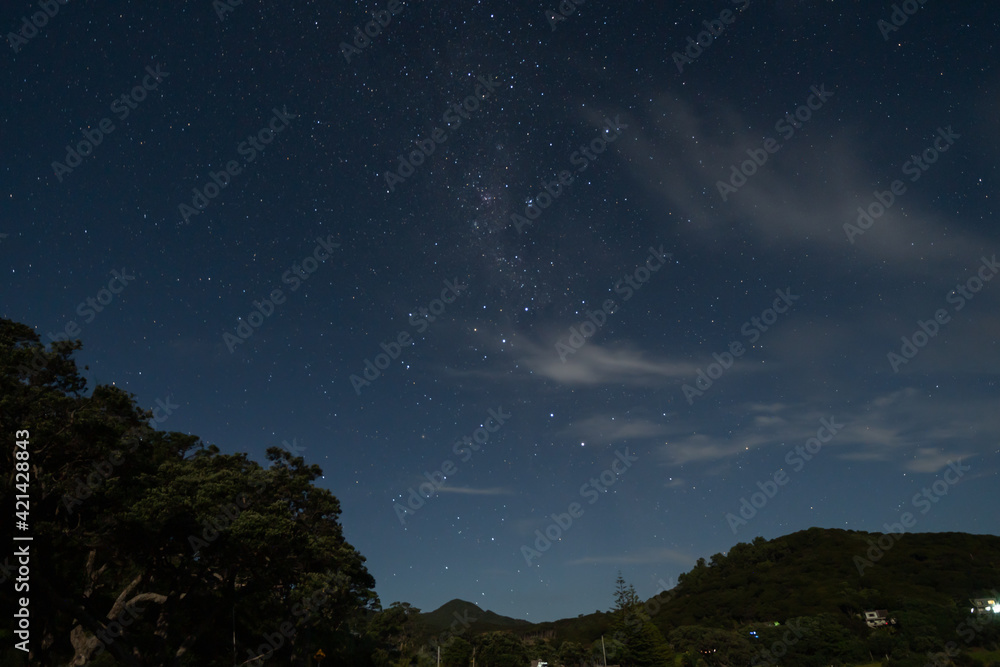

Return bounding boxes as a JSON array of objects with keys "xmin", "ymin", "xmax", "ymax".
[
  {"xmin": 970, "ymin": 597, "xmax": 999, "ymax": 615},
  {"xmin": 862, "ymin": 609, "xmax": 896, "ymax": 628}
]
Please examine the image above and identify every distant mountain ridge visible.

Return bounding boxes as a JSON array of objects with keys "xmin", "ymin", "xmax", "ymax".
[
  {"xmin": 646, "ymin": 527, "xmax": 1000, "ymax": 629},
  {"xmin": 419, "ymin": 598, "xmax": 533, "ymax": 636},
  {"xmin": 418, "ymin": 528, "xmax": 1000, "ymax": 648}
]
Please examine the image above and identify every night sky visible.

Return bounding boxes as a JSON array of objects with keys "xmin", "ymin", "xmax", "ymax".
[{"xmin": 4, "ymin": 0, "xmax": 999, "ymax": 622}]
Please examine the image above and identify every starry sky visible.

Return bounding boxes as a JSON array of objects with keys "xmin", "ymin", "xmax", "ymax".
[{"xmin": 3, "ymin": 0, "xmax": 999, "ymax": 622}]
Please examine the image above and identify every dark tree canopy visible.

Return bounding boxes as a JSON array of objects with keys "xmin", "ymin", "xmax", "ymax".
[
  {"xmin": 607, "ymin": 572, "xmax": 673, "ymax": 667},
  {"xmin": 0, "ymin": 319, "xmax": 377, "ymax": 666}
]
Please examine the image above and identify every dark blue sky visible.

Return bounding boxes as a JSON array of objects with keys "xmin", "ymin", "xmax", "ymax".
[{"xmin": 3, "ymin": 0, "xmax": 999, "ymax": 622}]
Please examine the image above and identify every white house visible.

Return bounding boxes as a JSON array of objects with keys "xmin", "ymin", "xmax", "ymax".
[{"xmin": 862, "ymin": 609, "xmax": 895, "ymax": 628}]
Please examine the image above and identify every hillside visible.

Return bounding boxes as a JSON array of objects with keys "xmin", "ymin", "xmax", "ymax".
[
  {"xmin": 648, "ymin": 528, "xmax": 1000, "ymax": 629},
  {"xmin": 419, "ymin": 599, "xmax": 534, "ymax": 636},
  {"xmin": 417, "ymin": 528, "xmax": 1000, "ymax": 665}
]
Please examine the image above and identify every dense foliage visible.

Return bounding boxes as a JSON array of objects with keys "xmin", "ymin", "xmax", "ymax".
[
  {"xmin": 0, "ymin": 319, "xmax": 377, "ymax": 665},
  {"xmin": 646, "ymin": 530, "xmax": 1000, "ymax": 666},
  {"xmin": 606, "ymin": 573, "xmax": 674, "ymax": 667}
]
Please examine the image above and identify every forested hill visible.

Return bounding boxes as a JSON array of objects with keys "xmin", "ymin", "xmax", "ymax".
[
  {"xmin": 440, "ymin": 527, "xmax": 1000, "ymax": 656},
  {"xmin": 647, "ymin": 527, "xmax": 999, "ymax": 629},
  {"xmin": 419, "ymin": 598, "xmax": 532, "ymax": 635}
]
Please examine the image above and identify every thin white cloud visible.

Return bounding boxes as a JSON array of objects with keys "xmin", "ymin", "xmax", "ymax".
[
  {"xmin": 752, "ymin": 415, "xmax": 787, "ymax": 428},
  {"xmin": 435, "ymin": 332, "xmax": 697, "ymax": 387},
  {"xmin": 517, "ymin": 340, "xmax": 757, "ymax": 386},
  {"xmin": 748, "ymin": 403, "xmax": 790, "ymax": 414},
  {"xmin": 656, "ymin": 390, "xmax": 997, "ymax": 473},
  {"xmin": 617, "ymin": 94, "xmax": 991, "ymax": 275},
  {"xmin": 904, "ymin": 448, "xmax": 976, "ymax": 474},
  {"xmin": 437, "ymin": 486, "xmax": 513, "ymax": 496},
  {"xmin": 568, "ymin": 548, "xmax": 692, "ymax": 566},
  {"xmin": 563, "ymin": 414, "xmax": 671, "ymax": 443},
  {"xmin": 521, "ymin": 340, "xmax": 707, "ymax": 387},
  {"xmin": 662, "ymin": 432, "xmax": 782, "ymax": 466}
]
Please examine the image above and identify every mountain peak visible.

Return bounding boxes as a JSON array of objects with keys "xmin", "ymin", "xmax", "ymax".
[{"xmin": 421, "ymin": 598, "xmax": 531, "ymax": 633}]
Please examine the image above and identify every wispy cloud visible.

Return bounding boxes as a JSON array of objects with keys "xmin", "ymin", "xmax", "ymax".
[
  {"xmin": 568, "ymin": 547, "xmax": 692, "ymax": 566},
  {"xmin": 436, "ymin": 331, "xmax": 695, "ymax": 387},
  {"xmin": 618, "ymin": 94, "xmax": 990, "ymax": 275},
  {"xmin": 905, "ymin": 448, "xmax": 976, "ymax": 474},
  {"xmin": 656, "ymin": 390, "xmax": 995, "ymax": 473},
  {"xmin": 438, "ymin": 485, "xmax": 514, "ymax": 496},
  {"xmin": 563, "ymin": 414, "xmax": 671, "ymax": 443},
  {"xmin": 521, "ymin": 340, "xmax": 703, "ymax": 387},
  {"xmin": 662, "ymin": 432, "xmax": 783, "ymax": 466}
]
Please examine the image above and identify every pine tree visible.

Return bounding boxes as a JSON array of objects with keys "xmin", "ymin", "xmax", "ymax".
[{"xmin": 609, "ymin": 572, "xmax": 673, "ymax": 667}]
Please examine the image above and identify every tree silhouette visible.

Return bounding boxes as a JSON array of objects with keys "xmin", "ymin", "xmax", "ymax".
[
  {"xmin": 0, "ymin": 318, "xmax": 378, "ymax": 666},
  {"xmin": 608, "ymin": 572, "xmax": 672, "ymax": 667}
]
